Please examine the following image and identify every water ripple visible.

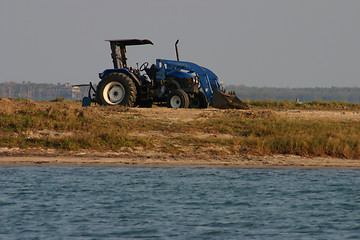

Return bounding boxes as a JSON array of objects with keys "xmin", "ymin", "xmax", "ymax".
[{"xmin": 0, "ymin": 166, "xmax": 359, "ymax": 239}]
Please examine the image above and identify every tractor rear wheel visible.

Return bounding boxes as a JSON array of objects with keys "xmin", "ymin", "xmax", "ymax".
[
  {"xmin": 189, "ymin": 92, "xmax": 208, "ymax": 108},
  {"xmin": 96, "ymin": 73, "xmax": 137, "ymax": 106},
  {"xmin": 167, "ymin": 90, "xmax": 189, "ymax": 108}
]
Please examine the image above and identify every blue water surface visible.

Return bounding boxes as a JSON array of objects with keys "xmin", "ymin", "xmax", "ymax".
[{"xmin": 0, "ymin": 166, "xmax": 360, "ymax": 239}]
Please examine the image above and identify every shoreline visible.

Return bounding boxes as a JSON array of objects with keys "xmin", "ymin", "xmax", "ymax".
[{"xmin": 1, "ymin": 152, "xmax": 359, "ymax": 168}]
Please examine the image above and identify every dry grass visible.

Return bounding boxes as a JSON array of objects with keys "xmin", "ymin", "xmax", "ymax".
[
  {"xmin": 248, "ymin": 99, "xmax": 360, "ymax": 110},
  {"xmin": 0, "ymin": 98, "xmax": 152, "ymax": 151},
  {"xmin": 1, "ymin": 98, "xmax": 360, "ymax": 159}
]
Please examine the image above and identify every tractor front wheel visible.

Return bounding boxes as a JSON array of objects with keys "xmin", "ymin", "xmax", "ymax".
[
  {"xmin": 189, "ymin": 92, "xmax": 208, "ymax": 108},
  {"xmin": 96, "ymin": 73, "xmax": 137, "ymax": 106},
  {"xmin": 167, "ymin": 90, "xmax": 189, "ymax": 108}
]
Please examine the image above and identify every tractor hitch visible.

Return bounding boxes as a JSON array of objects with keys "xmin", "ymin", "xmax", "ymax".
[{"xmin": 73, "ymin": 82, "xmax": 97, "ymax": 107}]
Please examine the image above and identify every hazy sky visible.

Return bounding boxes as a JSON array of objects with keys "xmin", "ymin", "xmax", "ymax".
[{"xmin": 1, "ymin": 0, "xmax": 359, "ymax": 88}]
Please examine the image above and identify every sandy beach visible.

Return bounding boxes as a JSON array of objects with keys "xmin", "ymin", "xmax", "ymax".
[{"xmin": 1, "ymin": 148, "xmax": 359, "ymax": 167}]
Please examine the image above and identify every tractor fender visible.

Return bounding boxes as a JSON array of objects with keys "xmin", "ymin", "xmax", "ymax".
[{"xmin": 99, "ymin": 69, "xmax": 141, "ymax": 88}]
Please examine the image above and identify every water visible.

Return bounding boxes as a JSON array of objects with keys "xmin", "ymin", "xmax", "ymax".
[{"xmin": 0, "ymin": 166, "xmax": 360, "ymax": 240}]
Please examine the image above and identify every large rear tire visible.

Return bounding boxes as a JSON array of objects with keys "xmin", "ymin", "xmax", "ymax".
[
  {"xmin": 166, "ymin": 90, "xmax": 189, "ymax": 108},
  {"xmin": 96, "ymin": 73, "xmax": 137, "ymax": 106}
]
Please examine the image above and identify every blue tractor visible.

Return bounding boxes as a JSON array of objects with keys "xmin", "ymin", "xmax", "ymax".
[{"xmin": 86, "ymin": 39, "xmax": 248, "ymax": 109}]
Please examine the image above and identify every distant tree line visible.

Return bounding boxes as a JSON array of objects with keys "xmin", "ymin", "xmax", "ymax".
[
  {"xmin": 0, "ymin": 82, "xmax": 88, "ymax": 101},
  {"xmin": 226, "ymin": 85, "xmax": 360, "ymax": 103},
  {"xmin": 1, "ymin": 82, "xmax": 359, "ymax": 103}
]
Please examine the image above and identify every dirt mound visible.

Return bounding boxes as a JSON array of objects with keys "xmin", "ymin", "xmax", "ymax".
[{"xmin": 0, "ymin": 98, "xmax": 37, "ymax": 115}]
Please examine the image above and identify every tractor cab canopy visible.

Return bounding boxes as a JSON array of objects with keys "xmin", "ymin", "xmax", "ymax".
[
  {"xmin": 106, "ymin": 39, "xmax": 154, "ymax": 69},
  {"xmin": 106, "ymin": 39, "xmax": 153, "ymax": 46}
]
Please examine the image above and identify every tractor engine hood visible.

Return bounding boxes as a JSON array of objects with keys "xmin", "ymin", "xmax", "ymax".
[{"xmin": 166, "ymin": 70, "xmax": 193, "ymax": 79}]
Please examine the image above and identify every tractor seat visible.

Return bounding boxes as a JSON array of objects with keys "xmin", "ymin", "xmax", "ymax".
[{"xmin": 145, "ymin": 64, "xmax": 159, "ymax": 81}]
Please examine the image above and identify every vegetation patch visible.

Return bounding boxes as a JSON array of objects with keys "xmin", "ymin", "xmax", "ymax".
[
  {"xmin": 248, "ymin": 100, "xmax": 360, "ymax": 110},
  {"xmin": 0, "ymin": 98, "xmax": 359, "ymax": 159}
]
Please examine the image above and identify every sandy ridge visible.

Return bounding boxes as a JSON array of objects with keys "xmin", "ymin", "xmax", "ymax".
[
  {"xmin": 1, "ymin": 147, "xmax": 359, "ymax": 167},
  {"xmin": 1, "ymin": 102, "xmax": 359, "ymax": 167}
]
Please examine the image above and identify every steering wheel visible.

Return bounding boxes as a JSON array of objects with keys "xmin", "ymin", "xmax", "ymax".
[{"xmin": 139, "ymin": 62, "xmax": 149, "ymax": 71}]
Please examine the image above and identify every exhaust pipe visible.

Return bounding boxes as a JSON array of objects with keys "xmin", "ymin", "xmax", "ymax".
[{"xmin": 175, "ymin": 39, "xmax": 180, "ymax": 61}]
